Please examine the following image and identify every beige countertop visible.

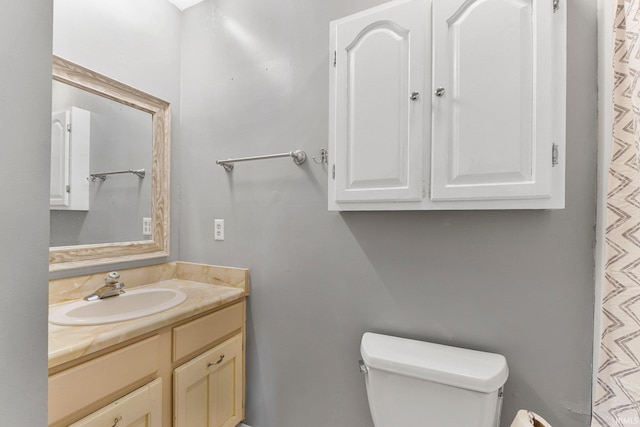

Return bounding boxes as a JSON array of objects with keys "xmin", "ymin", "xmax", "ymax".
[{"xmin": 48, "ymin": 262, "xmax": 249, "ymax": 369}]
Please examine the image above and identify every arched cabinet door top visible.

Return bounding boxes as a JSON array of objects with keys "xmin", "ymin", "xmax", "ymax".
[
  {"xmin": 346, "ymin": 21, "xmax": 410, "ymax": 53},
  {"xmin": 446, "ymin": 0, "xmax": 532, "ymax": 25}
]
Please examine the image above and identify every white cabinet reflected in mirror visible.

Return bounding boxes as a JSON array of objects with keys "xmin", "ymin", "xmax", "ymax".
[
  {"xmin": 51, "ymin": 106, "xmax": 90, "ymax": 211},
  {"xmin": 49, "ymin": 56, "xmax": 170, "ymax": 272},
  {"xmin": 50, "ymin": 79, "xmax": 152, "ymax": 245}
]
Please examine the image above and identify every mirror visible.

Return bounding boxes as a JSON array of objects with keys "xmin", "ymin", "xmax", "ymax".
[
  {"xmin": 49, "ymin": 56, "xmax": 170, "ymax": 272},
  {"xmin": 50, "ymin": 79, "xmax": 153, "ymax": 246}
]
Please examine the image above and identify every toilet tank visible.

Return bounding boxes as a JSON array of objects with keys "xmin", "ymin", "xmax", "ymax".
[{"xmin": 360, "ymin": 332, "xmax": 509, "ymax": 427}]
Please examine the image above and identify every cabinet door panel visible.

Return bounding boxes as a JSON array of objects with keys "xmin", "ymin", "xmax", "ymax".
[
  {"xmin": 68, "ymin": 378, "xmax": 162, "ymax": 427},
  {"xmin": 174, "ymin": 334, "xmax": 243, "ymax": 427},
  {"xmin": 431, "ymin": 0, "xmax": 553, "ymax": 201},
  {"xmin": 50, "ymin": 110, "xmax": 70, "ymax": 207},
  {"xmin": 331, "ymin": 0, "xmax": 427, "ymax": 203},
  {"xmin": 50, "ymin": 107, "xmax": 91, "ymax": 211}
]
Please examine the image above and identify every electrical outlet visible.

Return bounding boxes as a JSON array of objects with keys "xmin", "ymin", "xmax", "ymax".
[
  {"xmin": 143, "ymin": 217, "xmax": 152, "ymax": 236},
  {"xmin": 214, "ymin": 219, "xmax": 224, "ymax": 241}
]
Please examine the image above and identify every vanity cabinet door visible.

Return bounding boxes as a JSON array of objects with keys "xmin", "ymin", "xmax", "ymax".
[
  {"xmin": 174, "ymin": 333, "xmax": 243, "ymax": 427},
  {"xmin": 68, "ymin": 378, "xmax": 162, "ymax": 427},
  {"xmin": 430, "ymin": 0, "xmax": 559, "ymax": 203},
  {"xmin": 329, "ymin": 0, "xmax": 427, "ymax": 207}
]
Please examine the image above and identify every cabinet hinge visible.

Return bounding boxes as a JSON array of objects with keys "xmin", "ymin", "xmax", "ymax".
[
  {"xmin": 66, "ymin": 124, "xmax": 71, "ymax": 132},
  {"xmin": 333, "ymin": 51, "xmax": 337, "ymax": 68},
  {"xmin": 553, "ymin": 0, "xmax": 559, "ymax": 12},
  {"xmin": 552, "ymin": 143, "xmax": 559, "ymax": 167},
  {"xmin": 422, "ymin": 180, "xmax": 426, "ymax": 198},
  {"xmin": 66, "ymin": 185, "xmax": 71, "ymax": 193},
  {"xmin": 332, "ymin": 164, "xmax": 335, "ymax": 180}
]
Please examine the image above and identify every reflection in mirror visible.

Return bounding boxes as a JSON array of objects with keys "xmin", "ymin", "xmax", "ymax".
[
  {"xmin": 50, "ymin": 80, "xmax": 153, "ymax": 246},
  {"xmin": 50, "ymin": 56, "xmax": 170, "ymax": 272}
]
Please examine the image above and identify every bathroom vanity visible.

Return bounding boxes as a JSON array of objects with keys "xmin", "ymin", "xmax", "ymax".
[{"xmin": 48, "ymin": 262, "xmax": 249, "ymax": 427}]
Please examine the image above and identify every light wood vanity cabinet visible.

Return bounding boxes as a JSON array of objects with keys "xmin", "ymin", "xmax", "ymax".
[
  {"xmin": 48, "ymin": 300, "xmax": 246, "ymax": 427},
  {"xmin": 172, "ymin": 303, "xmax": 244, "ymax": 427}
]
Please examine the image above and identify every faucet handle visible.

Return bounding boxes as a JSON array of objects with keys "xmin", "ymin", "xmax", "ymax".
[
  {"xmin": 105, "ymin": 272, "xmax": 124, "ymax": 291},
  {"xmin": 107, "ymin": 271, "xmax": 120, "ymax": 280},
  {"xmin": 105, "ymin": 271, "xmax": 120, "ymax": 284}
]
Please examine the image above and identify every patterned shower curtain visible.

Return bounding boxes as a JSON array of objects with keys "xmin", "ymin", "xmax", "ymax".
[{"xmin": 593, "ymin": 0, "xmax": 640, "ymax": 425}]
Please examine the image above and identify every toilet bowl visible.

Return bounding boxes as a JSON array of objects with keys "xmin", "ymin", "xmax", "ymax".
[{"xmin": 360, "ymin": 332, "xmax": 509, "ymax": 427}]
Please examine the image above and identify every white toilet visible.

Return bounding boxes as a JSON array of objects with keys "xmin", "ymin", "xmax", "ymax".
[{"xmin": 360, "ymin": 332, "xmax": 509, "ymax": 427}]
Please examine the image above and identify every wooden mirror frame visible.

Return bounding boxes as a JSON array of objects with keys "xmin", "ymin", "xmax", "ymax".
[{"xmin": 49, "ymin": 56, "xmax": 170, "ymax": 272}]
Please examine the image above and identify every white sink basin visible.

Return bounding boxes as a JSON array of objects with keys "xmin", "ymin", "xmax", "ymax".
[{"xmin": 49, "ymin": 287, "xmax": 187, "ymax": 326}]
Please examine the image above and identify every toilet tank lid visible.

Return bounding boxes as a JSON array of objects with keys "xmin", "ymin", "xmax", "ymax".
[{"xmin": 360, "ymin": 332, "xmax": 508, "ymax": 393}]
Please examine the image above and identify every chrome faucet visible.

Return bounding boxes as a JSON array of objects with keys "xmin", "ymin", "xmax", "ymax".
[{"xmin": 84, "ymin": 272, "xmax": 125, "ymax": 301}]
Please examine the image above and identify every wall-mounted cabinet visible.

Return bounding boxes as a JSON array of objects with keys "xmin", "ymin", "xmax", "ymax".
[
  {"xmin": 50, "ymin": 106, "xmax": 91, "ymax": 211},
  {"xmin": 328, "ymin": 0, "xmax": 566, "ymax": 210}
]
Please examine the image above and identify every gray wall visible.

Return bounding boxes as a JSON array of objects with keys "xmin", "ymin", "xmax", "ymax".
[
  {"xmin": 0, "ymin": 1, "xmax": 52, "ymax": 424},
  {"xmin": 51, "ymin": 0, "xmax": 182, "ymax": 277},
  {"xmin": 179, "ymin": 0, "xmax": 597, "ymax": 426}
]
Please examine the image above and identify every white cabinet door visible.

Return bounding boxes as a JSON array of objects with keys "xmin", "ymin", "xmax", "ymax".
[
  {"xmin": 330, "ymin": 0, "xmax": 428, "ymax": 205},
  {"xmin": 430, "ymin": 0, "xmax": 556, "ymax": 201},
  {"xmin": 174, "ymin": 334, "xmax": 243, "ymax": 427},
  {"xmin": 50, "ymin": 107, "xmax": 91, "ymax": 211},
  {"xmin": 50, "ymin": 110, "xmax": 71, "ymax": 207},
  {"xmin": 68, "ymin": 378, "xmax": 162, "ymax": 427}
]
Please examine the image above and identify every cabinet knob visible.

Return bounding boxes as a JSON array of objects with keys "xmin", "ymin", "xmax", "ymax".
[
  {"xmin": 207, "ymin": 354, "xmax": 225, "ymax": 367},
  {"xmin": 410, "ymin": 91, "xmax": 420, "ymax": 101},
  {"xmin": 435, "ymin": 87, "xmax": 445, "ymax": 97}
]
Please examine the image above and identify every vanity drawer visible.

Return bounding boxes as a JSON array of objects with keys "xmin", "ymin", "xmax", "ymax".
[
  {"xmin": 68, "ymin": 378, "xmax": 162, "ymax": 427},
  {"xmin": 48, "ymin": 335, "xmax": 159, "ymax": 426},
  {"xmin": 173, "ymin": 302, "xmax": 243, "ymax": 362}
]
